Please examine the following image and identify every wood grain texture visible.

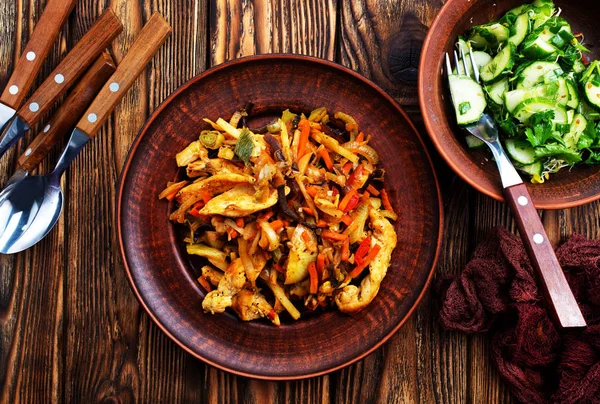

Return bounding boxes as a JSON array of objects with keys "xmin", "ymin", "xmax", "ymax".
[{"xmin": 4, "ymin": 0, "xmax": 600, "ymax": 403}]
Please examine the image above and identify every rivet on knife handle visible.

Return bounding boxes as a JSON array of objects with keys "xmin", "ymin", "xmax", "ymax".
[
  {"xmin": 76, "ymin": 12, "xmax": 172, "ymax": 138},
  {"xmin": 18, "ymin": 52, "xmax": 116, "ymax": 172},
  {"xmin": 0, "ymin": 0, "xmax": 78, "ymax": 109},
  {"xmin": 17, "ymin": 9, "xmax": 123, "ymax": 127}
]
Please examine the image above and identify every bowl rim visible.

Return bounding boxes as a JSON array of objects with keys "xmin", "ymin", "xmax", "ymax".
[
  {"xmin": 418, "ymin": 0, "xmax": 600, "ymax": 210},
  {"xmin": 117, "ymin": 53, "xmax": 444, "ymax": 380}
]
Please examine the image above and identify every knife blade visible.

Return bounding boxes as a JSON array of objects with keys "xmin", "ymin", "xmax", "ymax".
[
  {"xmin": 0, "ymin": 52, "xmax": 115, "ymax": 196},
  {"xmin": 0, "ymin": 9, "xmax": 123, "ymax": 157},
  {"xmin": 0, "ymin": 0, "xmax": 78, "ymax": 132}
]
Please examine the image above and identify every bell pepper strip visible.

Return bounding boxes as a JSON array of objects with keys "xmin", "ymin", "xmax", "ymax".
[
  {"xmin": 189, "ymin": 201, "xmax": 205, "ymax": 217},
  {"xmin": 226, "ymin": 227, "xmax": 238, "ymax": 239},
  {"xmin": 354, "ymin": 236, "xmax": 372, "ymax": 265},
  {"xmin": 297, "ymin": 119, "xmax": 311, "ymax": 160},
  {"xmin": 318, "ymin": 148, "xmax": 334, "ymax": 170},
  {"xmin": 366, "ymin": 184, "xmax": 380, "ymax": 196},
  {"xmin": 236, "ymin": 217, "xmax": 245, "ymax": 228},
  {"xmin": 273, "ymin": 263, "xmax": 285, "ymax": 273},
  {"xmin": 347, "ymin": 164, "xmax": 365, "ymax": 190},
  {"xmin": 341, "ymin": 162, "xmax": 353, "ymax": 175},
  {"xmin": 341, "ymin": 238, "xmax": 350, "ymax": 261},
  {"xmin": 338, "ymin": 189, "xmax": 357, "ymax": 212},
  {"xmin": 308, "ymin": 262, "xmax": 318, "ymax": 294},
  {"xmin": 380, "ymin": 189, "xmax": 396, "ymax": 215},
  {"xmin": 197, "ymin": 275, "xmax": 213, "ymax": 292},
  {"xmin": 302, "ymin": 207, "xmax": 315, "ymax": 216},
  {"xmin": 316, "ymin": 219, "xmax": 328, "ymax": 228},
  {"xmin": 321, "ymin": 230, "xmax": 348, "ymax": 242},
  {"xmin": 348, "ymin": 244, "xmax": 381, "ymax": 278}
]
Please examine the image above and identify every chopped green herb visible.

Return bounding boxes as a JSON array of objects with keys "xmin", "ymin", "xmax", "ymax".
[
  {"xmin": 459, "ymin": 101, "xmax": 472, "ymax": 115},
  {"xmin": 234, "ymin": 128, "xmax": 254, "ymax": 165}
]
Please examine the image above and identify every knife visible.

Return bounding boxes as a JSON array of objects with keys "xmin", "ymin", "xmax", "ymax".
[
  {"xmin": 0, "ymin": 9, "xmax": 123, "ymax": 157},
  {"xmin": 2, "ymin": 52, "xmax": 116, "ymax": 192},
  {"xmin": 0, "ymin": 0, "xmax": 78, "ymax": 133},
  {"xmin": 0, "ymin": 13, "xmax": 171, "ymax": 254}
]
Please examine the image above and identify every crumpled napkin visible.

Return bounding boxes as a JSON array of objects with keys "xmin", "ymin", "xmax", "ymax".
[{"xmin": 436, "ymin": 227, "xmax": 600, "ymax": 404}]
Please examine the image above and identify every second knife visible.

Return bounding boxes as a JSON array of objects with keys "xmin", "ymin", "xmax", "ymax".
[{"xmin": 0, "ymin": 9, "xmax": 122, "ymax": 157}]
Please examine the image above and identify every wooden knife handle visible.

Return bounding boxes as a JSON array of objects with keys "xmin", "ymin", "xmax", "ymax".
[
  {"xmin": 17, "ymin": 9, "xmax": 123, "ymax": 126},
  {"xmin": 504, "ymin": 183, "xmax": 586, "ymax": 328},
  {"xmin": 0, "ymin": 0, "xmax": 78, "ymax": 110},
  {"xmin": 17, "ymin": 52, "xmax": 115, "ymax": 172},
  {"xmin": 76, "ymin": 12, "xmax": 171, "ymax": 138}
]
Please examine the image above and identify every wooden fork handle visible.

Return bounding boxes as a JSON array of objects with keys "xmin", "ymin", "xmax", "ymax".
[
  {"xmin": 76, "ymin": 12, "xmax": 171, "ymax": 138},
  {"xmin": 17, "ymin": 9, "xmax": 123, "ymax": 126},
  {"xmin": 17, "ymin": 52, "xmax": 115, "ymax": 172},
  {"xmin": 0, "ymin": 0, "xmax": 78, "ymax": 110},
  {"xmin": 504, "ymin": 183, "xmax": 586, "ymax": 328}
]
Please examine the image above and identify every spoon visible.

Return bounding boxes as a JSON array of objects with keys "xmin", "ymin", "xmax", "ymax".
[{"xmin": 0, "ymin": 12, "xmax": 172, "ymax": 254}]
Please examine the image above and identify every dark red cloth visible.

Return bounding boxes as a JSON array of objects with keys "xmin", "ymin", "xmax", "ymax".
[{"xmin": 437, "ymin": 227, "xmax": 600, "ymax": 404}]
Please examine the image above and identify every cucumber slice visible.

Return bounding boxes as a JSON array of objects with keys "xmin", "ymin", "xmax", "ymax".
[
  {"xmin": 556, "ymin": 78, "xmax": 570, "ymax": 106},
  {"xmin": 518, "ymin": 161, "xmax": 543, "ymax": 177},
  {"xmin": 504, "ymin": 80, "xmax": 566, "ymax": 112},
  {"xmin": 564, "ymin": 113, "xmax": 588, "ymax": 149},
  {"xmin": 566, "ymin": 80, "xmax": 580, "ymax": 109},
  {"xmin": 584, "ymin": 75, "xmax": 600, "ymax": 109},
  {"xmin": 486, "ymin": 78, "xmax": 508, "ymax": 105},
  {"xmin": 465, "ymin": 135, "xmax": 486, "ymax": 149},
  {"xmin": 513, "ymin": 98, "xmax": 568, "ymax": 124},
  {"xmin": 480, "ymin": 43, "xmax": 515, "ymax": 83},
  {"xmin": 573, "ymin": 60, "xmax": 586, "ymax": 74},
  {"xmin": 506, "ymin": 4, "xmax": 532, "ymax": 17},
  {"xmin": 567, "ymin": 109, "xmax": 575, "ymax": 124},
  {"xmin": 531, "ymin": 4, "xmax": 555, "ymax": 29},
  {"xmin": 508, "ymin": 13, "xmax": 530, "ymax": 46},
  {"xmin": 457, "ymin": 38, "xmax": 469, "ymax": 55},
  {"xmin": 521, "ymin": 36, "xmax": 558, "ymax": 59},
  {"xmin": 469, "ymin": 23, "xmax": 510, "ymax": 49},
  {"xmin": 448, "ymin": 75, "xmax": 487, "ymax": 125},
  {"xmin": 517, "ymin": 61, "xmax": 561, "ymax": 89},
  {"xmin": 505, "ymin": 138, "xmax": 537, "ymax": 164}
]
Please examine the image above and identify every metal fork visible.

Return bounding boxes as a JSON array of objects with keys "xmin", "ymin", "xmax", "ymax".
[{"xmin": 446, "ymin": 46, "xmax": 586, "ymax": 328}]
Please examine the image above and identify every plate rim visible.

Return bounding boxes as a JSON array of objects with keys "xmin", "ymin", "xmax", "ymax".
[{"xmin": 117, "ymin": 53, "xmax": 444, "ymax": 380}]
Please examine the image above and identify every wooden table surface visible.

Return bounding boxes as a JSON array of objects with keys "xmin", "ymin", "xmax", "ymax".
[{"xmin": 1, "ymin": 0, "xmax": 597, "ymax": 403}]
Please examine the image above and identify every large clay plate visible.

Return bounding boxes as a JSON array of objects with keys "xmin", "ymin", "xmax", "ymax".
[
  {"xmin": 420, "ymin": 0, "xmax": 600, "ymax": 209},
  {"xmin": 118, "ymin": 55, "xmax": 442, "ymax": 379}
]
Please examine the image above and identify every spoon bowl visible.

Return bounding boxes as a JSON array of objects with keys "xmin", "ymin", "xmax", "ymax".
[{"xmin": 0, "ymin": 174, "xmax": 64, "ymax": 253}]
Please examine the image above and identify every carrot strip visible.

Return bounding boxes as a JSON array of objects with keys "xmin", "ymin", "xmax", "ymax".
[
  {"xmin": 338, "ymin": 189, "xmax": 357, "ymax": 212},
  {"xmin": 316, "ymin": 219, "xmax": 328, "ymax": 228},
  {"xmin": 308, "ymin": 262, "xmax": 318, "ymax": 294},
  {"xmin": 159, "ymin": 180, "xmax": 188, "ymax": 201},
  {"xmin": 198, "ymin": 275, "xmax": 212, "ymax": 292},
  {"xmin": 236, "ymin": 217, "xmax": 245, "ymax": 228},
  {"xmin": 380, "ymin": 189, "xmax": 396, "ymax": 214},
  {"xmin": 319, "ymin": 148, "xmax": 334, "ymax": 170},
  {"xmin": 302, "ymin": 207, "xmax": 315, "ymax": 216},
  {"xmin": 317, "ymin": 253, "xmax": 326, "ymax": 272},
  {"xmin": 340, "ymin": 215, "xmax": 353, "ymax": 226},
  {"xmin": 341, "ymin": 238, "xmax": 350, "ymax": 261},
  {"xmin": 321, "ymin": 230, "xmax": 348, "ymax": 242},
  {"xmin": 361, "ymin": 190, "xmax": 371, "ymax": 204},
  {"xmin": 199, "ymin": 189, "xmax": 212, "ymax": 204},
  {"xmin": 306, "ymin": 186, "xmax": 320, "ymax": 197},
  {"xmin": 189, "ymin": 201, "xmax": 205, "ymax": 217},
  {"xmin": 366, "ymin": 184, "xmax": 380, "ymax": 196},
  {"xmin": 273, "ymin": 263, "xmax": 285, "ymax": 273},
  {"xmin": 259, "ymin": 211, "xmax": 275, "ymax": 221},
  {"xmin": 270, "ymin": 219, "xmax": 285, "ymax": 231},
  {"xmin": 301, "ymin": 231, "xmax": 311, "ymax": 244},
  {"xmin": 297, "ymin": 119, "xmax": 311, "ymax": 160},
  {"xmin": 356, "ymin": 132, "xmax": 365, "ymax": 142},
  {"xmin": 349, "ymin": 244, "xmax": 381, "ymax": 278}
]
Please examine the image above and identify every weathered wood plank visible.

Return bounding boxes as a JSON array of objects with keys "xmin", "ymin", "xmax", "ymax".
[
  {"xmin": 63, "ymin": 0, "xmax": 208, "ymax": 403},
  {"xmin": 0, "ymin": 1, "xmax": 69, "ymax": 402}
]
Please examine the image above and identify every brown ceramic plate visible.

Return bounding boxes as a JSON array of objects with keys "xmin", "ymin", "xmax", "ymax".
[
  {"xmin": 420, "ymin": 0, "xmax": 600, "ymax": 209},
  {"xmin": 118, "ymin": 55, "xmax": 442, "ymax": 380}
]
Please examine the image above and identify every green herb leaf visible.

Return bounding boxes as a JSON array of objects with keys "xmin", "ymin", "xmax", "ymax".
[
  {"xmin": 525, "ymin": 110, "xmax": 555, "ymax": 147},
  {"xmin": 459, "ymin": 101, "xmax": 472, "ymax": 115},
  {"xmin": 534, "ymin": 143, "xmax": 582, "ymax": 164},
  {"xmin": 234, "ymin": 128, "xmax": 254, "ymax": 165}
]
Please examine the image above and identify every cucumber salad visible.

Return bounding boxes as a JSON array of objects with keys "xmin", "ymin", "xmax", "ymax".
[{"xmin": 450, "ymin": 0, "xmax": 600, "ymax": 183}]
